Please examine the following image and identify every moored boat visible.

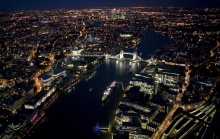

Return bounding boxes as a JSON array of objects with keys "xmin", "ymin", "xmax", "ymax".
[{"xmin": 85, "ymin": 71, "xmax": 96, "ymax": 81}]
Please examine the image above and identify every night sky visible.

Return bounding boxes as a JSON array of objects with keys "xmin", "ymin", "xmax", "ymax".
[{"xmin": 1, "ymin": 0, "xmax": 220, "ymax": 12}]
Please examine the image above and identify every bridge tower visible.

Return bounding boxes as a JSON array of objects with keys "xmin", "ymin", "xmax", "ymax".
[
  {"xmin": 119, "ymin": 49, "xmax": 124, "ymax": 59},
  {"xmin": 105, "ymin": 53, "xmax": 108, "ymax": 59},
  {"xmin": 132, "ymin": 48, "xmax": 137, "ymax": 60}
]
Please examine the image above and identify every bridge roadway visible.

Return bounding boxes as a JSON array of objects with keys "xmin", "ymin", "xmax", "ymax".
[
  {"xmin": 72, "ymin": 54, "xmax": 106, "ymax": 57},
  {"xmin": 72, "ymin": 49, "xmax": 153, "ymax": 63}
]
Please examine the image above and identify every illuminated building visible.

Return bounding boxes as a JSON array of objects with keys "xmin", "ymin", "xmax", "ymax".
[
  {"xmin": 129, "ymin": 73, "xmax": 158, "ymax": 97},
  {"xmin": 129, "ymin": 130, "xmax": 153, "ymax": 139},
  {"xmin": 154, "ymin": 70, "xmax": 180, "ymax": 86},
  {"xmin": 52, "ymin": 68, "xmax": 66, "ymax": 77},
  {"xmin": 119, "ymin": 34, "xmax": 132, "ymax": 38},
  {"xmin": 154, "ymin": 64, "xmax": 182, "ymax": 86},
  {"xmin": 40, "ymin": 74, "xmax": 53, "ymax": 86},
  {"xmin": 24, "ymin": 87, "xmax": 55, "ymax": 109},
  {"xmin": 40, "ymin": 68, "xmax": 66, "ymax": 86}
]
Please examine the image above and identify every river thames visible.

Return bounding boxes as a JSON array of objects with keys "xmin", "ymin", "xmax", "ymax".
[{"xmin": 24, "ymin": 31, "xmax": 170, "ymax": 139}]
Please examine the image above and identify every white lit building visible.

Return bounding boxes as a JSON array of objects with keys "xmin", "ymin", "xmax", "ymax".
[
  {"xmin": 40, "ymin": 68, "xmax": 66, "ymax": 86},
  {"xmin": 24, "ymin": 87, "xmax": 55, "ymax": 109},
  {"xmin": 154, "ymin": 70, "xmax": 180, "ymax": 86},
  {"xmin": 40, "ymin": 74, "xmax": 53, "ymax": 86},
  {"xmin": 129, "ymin": 73, "xmax": 158, "ymax": 97},
  {"xmin": 129, "ymin": 132, "xmax": 152, "ymax": 139}
]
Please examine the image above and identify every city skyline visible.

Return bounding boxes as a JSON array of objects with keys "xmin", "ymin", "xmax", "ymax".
[
  {"xmin": 1, "ymin": 0, "xmax": 220, "ymax": 12},
  {"xmin": 0, "ymin": 4, "xmax": 220, "ymax": 139}
]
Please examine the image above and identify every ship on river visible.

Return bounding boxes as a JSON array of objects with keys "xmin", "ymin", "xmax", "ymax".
[
  {"xmin": 102, "ymin": 81, "xmax": 116, "ymax": 102},
  {"xmin": 63, "ymin": 85, "xmax": 75, "ymax": 93}
]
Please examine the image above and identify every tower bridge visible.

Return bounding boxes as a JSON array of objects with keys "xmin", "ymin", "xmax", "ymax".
[
  {"xmin": 71, "ymin": 48, "xmax": 156, "ymax": 64},
  {"xmin": 107, "ymin": 48, "xmax": 154, "ymax": 63}
]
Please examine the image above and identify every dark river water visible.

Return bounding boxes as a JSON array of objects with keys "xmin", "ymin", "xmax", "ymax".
[{"xmin": 25, "ymin": 31, "xmax": 170, "ymax": 139}]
